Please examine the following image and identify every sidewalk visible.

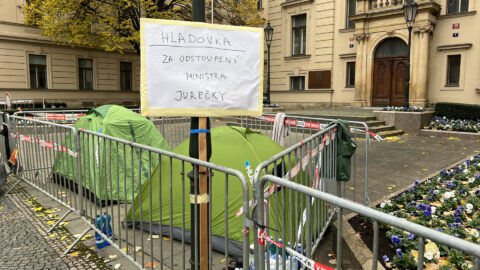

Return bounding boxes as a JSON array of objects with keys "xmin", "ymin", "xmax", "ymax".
[{"xmin": 0, "ymin": 175, "xmax": 111, "ymax": 270}]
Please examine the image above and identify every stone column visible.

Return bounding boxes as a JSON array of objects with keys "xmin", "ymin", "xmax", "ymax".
[
  {"xmin": 411, "ymin": 24, "xmax": 433, "ymax": 107},
  {"xmin": 353, "ymin": 33, "xmax": 369, "ymax": 107}
]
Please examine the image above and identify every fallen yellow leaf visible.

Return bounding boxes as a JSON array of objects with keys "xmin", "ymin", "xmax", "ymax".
[
  {"xmin": 61, "ymin": 236, "xmax": 67, "ymax": 240},
  {"xmin": 349, "ymin": 187, "xmax": 354, "ymax": 190},
  {"xmin": 63, "ymin": 222, "xmax": 69, "ymax": 226},
  {"xmin": 423, "ymin": 169, "xmax": 429, "ymax": 171},
  {"xmin": 221, "ymin": 258, "xmax": 226, "ymax": 263},
  {"xmin": 109, "ymin": 255, "xmax": 117, "ymax": 259},
  {"xmin": 122, "ymin": 247, "xmax": 127, "ymax": 252},
  {"xmin": 81, "ymin": 235, "xmax": 92, "ymax": 241},
  {"xmin": 36, "ymin": 214, "xmax": 44, "ymax": 217},
  {"xmin": 70, "ymin": 251, "xmax": 79, "ymax": 257},
  {"xmin": 34, "ymin": 207, "xmax": 43, "ymax": 212},
  {"xmin": 114, "ymin": 263, "xmax": 122, "ymax": 269},
  {"xmin": 49, "ymin": 234, "xmax": 56, "ymax": 238},
  {"xmin": 163, "ymin": 237, "xmax": 170, "ymax": 241},
  {"xmin": 135, "ymin": 246, "xmax": 142, "ymax": 252},
  {"xmin": 45, "ymin": 210, "xmax": 54, "ymax": 214},
  {"xmin": 0, "ymin": 206, "xmax": 4, "ymax": 210},
  {"xmin": 46, "ymin": 221, "xmax": 55, "ymax": 225}
]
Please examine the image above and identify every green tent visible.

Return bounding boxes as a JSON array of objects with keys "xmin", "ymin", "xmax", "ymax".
[
  {"xmin": 52, "ymin": 105, "xmax": 171, "ymax": 203},
  {"xmin": 126, "ymin": 126, "xmax": 316, "ymax": 259}
]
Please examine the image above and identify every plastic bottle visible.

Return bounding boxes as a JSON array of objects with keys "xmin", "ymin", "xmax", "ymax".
[
  {"xmin": 95, "ymin": 215, "xmax": 105, "ymax": 249},
  {"xmin": 102, "ymin": 212, "xmax": 112, "ymax": 247}
]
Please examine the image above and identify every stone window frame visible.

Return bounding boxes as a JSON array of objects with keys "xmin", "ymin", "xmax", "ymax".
[
  {"xmin": 440, "ymin": 51, "xmax": 467, "ymax": 91},
  {"xmin": 345, "ymin": 61, "xmax": 356, "ymax": 88},
  {"xmin": 77, "ymin": 57, "xmax": 96, "ymax": 90},
  {"xmin": 346, "ymin": 0, "xmax": 356, "ymax": 29},
  {"xmin": 291, "ymin": 14, "xmax": 307, "ymax": 56},
  {"xmin": 446, "ymin": 0, "xmax": 469, "ymax": 15},
  {"xmin": 290, "ymin": 76, "xmax": 306, "ymax": 91},
  {"xmin": 27, "ymin": 54, "xmax": 49, "ymax": 89},
  {"xmin": 120, "ymin": 61, "xmax": 133, "ymax": 91}
]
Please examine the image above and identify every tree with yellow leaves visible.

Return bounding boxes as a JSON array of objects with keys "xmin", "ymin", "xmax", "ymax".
[{"xmin": 23, "ymin": 0, "xmax": 264, "ymax": 54}]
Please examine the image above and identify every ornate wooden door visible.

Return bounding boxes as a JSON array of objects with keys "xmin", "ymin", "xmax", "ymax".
[{"xmin": 372, "ymin": 56, "xmax": 407, "ymax": 106}]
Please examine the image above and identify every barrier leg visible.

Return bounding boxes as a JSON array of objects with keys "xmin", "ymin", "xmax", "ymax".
[
  {"xmin": 47, "ymin": 209, "xmax": 73, "ymax": 233},
  {"xmin": 63, "ymin": 227, "xmax": 91, "ymax": 255},
  {"xmin": 5, "ymin": 178, "xmax": 22, "ymax": 194}
]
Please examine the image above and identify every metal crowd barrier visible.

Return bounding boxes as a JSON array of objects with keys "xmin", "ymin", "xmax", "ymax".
[
  {"xmin": 256, "ymin": 174, "xmax": 480, "ymax": 270},
  {"xmin": 252, "ymin": 124, "xmax": 338, "ymax": 270},
  {"xmin": 5, "ymin": 115, "xmax": 252, "ymax": 270},
  {"xmin": 241, "ymin": 114, "xmax": 370, "ymax": 205}
]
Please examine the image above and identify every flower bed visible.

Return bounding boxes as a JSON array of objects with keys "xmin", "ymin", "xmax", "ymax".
[
  {"xmin": 383, "ymin": 106, "xmax": 426, "ymax": 112},
  {"xmin": 372, "ymin": 155, "xmax": 480, "ymax": 269},
  {"xmin": 425, "ymin": 116, "xmax": 480, "ymax": 133}
]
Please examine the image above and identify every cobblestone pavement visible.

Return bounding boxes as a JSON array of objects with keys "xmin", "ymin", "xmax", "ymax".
[{"xmin": 0, "ymin": 179, "xmax": 109, "ymax": 270}]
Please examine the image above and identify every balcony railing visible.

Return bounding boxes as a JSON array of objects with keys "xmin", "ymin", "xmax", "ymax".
[{"xmin": 370, "ymin": 0, "xmax": 405, "ymax": 10}]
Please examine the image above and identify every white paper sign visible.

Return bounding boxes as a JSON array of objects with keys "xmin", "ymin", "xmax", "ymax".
[{"xmin": 140, "ymin": 19, "xmax": 263, "ymax": 117}]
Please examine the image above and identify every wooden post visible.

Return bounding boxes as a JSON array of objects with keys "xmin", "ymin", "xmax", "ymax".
[{"xmin": 198, "ymin": 117, "xmax": 208, "ymax": 270}]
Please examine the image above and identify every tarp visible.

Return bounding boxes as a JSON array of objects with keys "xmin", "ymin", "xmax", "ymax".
[
  {"xmin": 126, "ymin": 126, "xmax": 315, "ymax": 259},
  {"xmin": 52, "ymin": 105, "xmax": 170, "ymax": 203}
]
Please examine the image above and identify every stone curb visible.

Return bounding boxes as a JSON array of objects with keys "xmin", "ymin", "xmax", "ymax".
[{"xmin": 420, "ymin": 129, "xmax": 480, "ymax": 140}]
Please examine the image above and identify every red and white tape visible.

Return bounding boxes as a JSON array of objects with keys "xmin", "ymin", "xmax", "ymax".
[
  {"xmin": 258, "ymin": 230, "xmax": 335, "ymax": 270},
  {"xmin": 11, "ymin": 132, "xmax": 78, "ymax": 157},
  {"xmin": 257, "ymin": 116, "xmax": 383, "ymax": 142}
]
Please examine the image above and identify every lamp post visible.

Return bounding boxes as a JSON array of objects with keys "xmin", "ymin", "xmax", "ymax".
[
  {"xmin": 403, "ymin": 0, "xmax": 418, "ymax": 108},
  {"xmin": 264, "ymin": 22, "xmax": 274, "ymax": 105}
]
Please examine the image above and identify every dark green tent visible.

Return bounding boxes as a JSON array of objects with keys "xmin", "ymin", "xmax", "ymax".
[{"xmin": 52, "ymin": 105, "xmax": 170, "ymax": 203}]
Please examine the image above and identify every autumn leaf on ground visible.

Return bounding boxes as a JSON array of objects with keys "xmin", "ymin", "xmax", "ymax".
[
  {"xmin": 34, "ymin": 207, "xmax": 43, "ymax": 212},
  {"xmin": 109, "ymin": 255, "xmax": 117, "ymax": 259},
  {"xmin": 46, "ymin": 221, "xmax": 55, "ymax": 225},
  {"xmin": 61, "ymin": 235, "xmax": 67, "ymax": 240},
  {"xmin": 0, "ymin": 206, "xmax": 3, "ymax": 211},
  {"xmin": 145, "ymin": 262, "xmax": 159, "ymax": 268},
  {"xmin": 81, "ymin": 235, "xmax": 92, "ymax": 241},
  {"xmin": 114, "ymin": 264, "xmax": 121, "ymax": 269},
  {"xmin": 49, "ymin": 234, "xmax": 56, "ymax": 238},
  {"xmin": 70, "ymin": 251, "xmax": 79, "ymax": 257}
]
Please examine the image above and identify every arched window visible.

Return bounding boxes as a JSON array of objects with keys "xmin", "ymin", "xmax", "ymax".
[{"xmin": 375, "ymin": 38, "xmax": 408, "ymax": 58}]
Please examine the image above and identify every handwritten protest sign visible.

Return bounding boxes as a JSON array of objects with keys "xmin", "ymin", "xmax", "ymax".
[{"xmin": 140, "ymin": 19, "xmax": 264, "ymax": 117}]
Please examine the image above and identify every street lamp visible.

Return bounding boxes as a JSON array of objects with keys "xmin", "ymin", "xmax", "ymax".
[
  {"xmin": 264, "ymin": 22, "xmax": 274, "ymax": 105},
  {"xmin": 403, "ymin": 0, "xmax": 418, "ymax": 108}
]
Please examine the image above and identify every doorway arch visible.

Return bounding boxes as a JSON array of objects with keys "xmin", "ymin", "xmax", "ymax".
[{"xmin": 372, "ymin": 37, "xmax": 408, "ymax": 106}]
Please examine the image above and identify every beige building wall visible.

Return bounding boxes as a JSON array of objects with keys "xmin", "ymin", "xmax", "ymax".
[
  {"xmin": 266, "ymin": 0, "xmax": 338, "ymax": 107},
  {"xmin": 0, "ymin": 0, "xmax": 140, "ymax": 107},
  {"xmin": 266, "ymin": 0, "xmax": 480, "ymax": 107}
]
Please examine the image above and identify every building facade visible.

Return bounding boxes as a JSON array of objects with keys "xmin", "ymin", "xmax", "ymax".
[
  {"xmin": 0, "ymin": 0, "xmax": 140, "ymax": 107},
  {"xmin": 263, "ymin": 0, "xmax": 480, "ymax": 108}
]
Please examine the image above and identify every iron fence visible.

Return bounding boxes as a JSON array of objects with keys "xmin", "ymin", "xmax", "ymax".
[{"xmin": 256, "ymin": 174, "xmax": 480, "ymax": 270}]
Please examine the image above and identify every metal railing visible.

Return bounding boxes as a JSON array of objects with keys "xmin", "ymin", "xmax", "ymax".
[
  {"xmin": 256, "ymin": 174, "xmax": 480, "ymax": 270},
  {"xmin": 252, "ymin": 124, "xmax": 339, "ymax": 269},
  {"xmin": 6, "ymin": 115, "xmax": 252, "ymax": 269},
  {"xmin": 242, "ymin": 114, "xmax": 370, "ymax": 205}
]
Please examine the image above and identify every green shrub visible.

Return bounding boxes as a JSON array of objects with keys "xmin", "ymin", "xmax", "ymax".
[{"xmin": 434, "ymin": 102, "xmax": 480, "ymax": 120}]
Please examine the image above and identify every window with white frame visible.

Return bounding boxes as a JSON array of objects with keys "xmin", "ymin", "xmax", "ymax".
[
  {"xmin": 292, "ymin": 14, "xmax": 306, "ymax": 55},
  {"xmin": 447, "ymin": 0, "xmax": 469, "ymax": 14},
  {"xmin": 29, "ymin": 54, "xmax": 47, "ymax": 89},
  {"xmin": 290, "ymin": 76, "xmax": 305, "ymax": 90}
]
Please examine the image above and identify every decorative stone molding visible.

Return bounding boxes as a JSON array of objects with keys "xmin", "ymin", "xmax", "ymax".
[
  {"xmin": 339, "ymin": 53, "xmax": 357, "ymax": 59},
  {"xmin": 413, "ymin": 24, "xmax": 434, "ymax": 34},
  {"xmin": 437, "ymin": 43, "xmax": 473, "ymax": 51},
  {"xmin": 284, "ymin": 54, "xmax": 312, "ymax": 60},
  {"xmin": 281, "ymin": 0, "xmax": 313, "ymax": 8},
  {"xmin": 354, "ymin": 33, "xmax": 370, "ymax": 41}
]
